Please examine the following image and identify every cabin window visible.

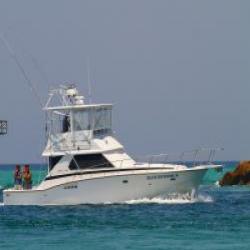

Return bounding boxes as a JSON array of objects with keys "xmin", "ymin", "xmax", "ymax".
[
  {"xmin": 94, "ymin": 107, "xmax": 112, "ymax": 132},
  {"xmin": 69, "ymin": 154, "xmax": 113, "ymax": 170},
  {"xmin": 49, "ymin": 156, "xmax": 63, "ymax": 171},
  {"xmin": 72, "ymin": 107, "xmax": 112, "ymax": 134},
  {"xmin": 73, "ymin": 110, "xmax": 92, "ymax": 131}
]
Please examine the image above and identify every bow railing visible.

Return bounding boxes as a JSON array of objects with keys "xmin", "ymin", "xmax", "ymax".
[{"xmin": 126, "ymin": 147, "xmax": 223, "ymax": 168}]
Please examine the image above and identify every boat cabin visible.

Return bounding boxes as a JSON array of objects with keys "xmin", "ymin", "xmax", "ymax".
[{"xmin": 42, "ymin": 86, "xmax": 135, "ymax": 174}]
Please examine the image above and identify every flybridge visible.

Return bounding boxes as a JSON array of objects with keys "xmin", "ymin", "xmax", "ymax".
[{"xmin": 43, "ymin": 85, "xmax": 114, "ymax": 153}]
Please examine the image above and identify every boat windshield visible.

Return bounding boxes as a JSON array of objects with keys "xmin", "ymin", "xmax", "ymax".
[{"xmin": 73, "ymin": 106, "xmax": 112, "ymax": 134}]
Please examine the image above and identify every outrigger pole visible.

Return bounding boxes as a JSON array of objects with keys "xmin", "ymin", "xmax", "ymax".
[{"xmin": 0, "ymin": 33, "xmax": 47, "ymax": 178}]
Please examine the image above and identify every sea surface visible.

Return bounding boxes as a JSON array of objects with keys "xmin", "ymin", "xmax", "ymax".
[{"xmin": 1, "ymin": 161, "xmax": 250, "ymax": 250}]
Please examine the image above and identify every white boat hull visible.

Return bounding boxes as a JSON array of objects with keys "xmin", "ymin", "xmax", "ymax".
[{"xmin": 3, "ymin": 167, "xmax": 210, "ymax": 205}]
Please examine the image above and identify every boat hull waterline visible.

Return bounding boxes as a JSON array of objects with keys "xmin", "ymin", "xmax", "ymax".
[{"xmin": 3, "ymin": 167, "xmax": 210, "ymax": 205}]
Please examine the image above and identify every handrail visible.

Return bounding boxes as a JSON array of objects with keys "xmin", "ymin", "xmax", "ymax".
[{"xmin": 133, "ymin": 147, "xmax": 223, "ymax": 167}]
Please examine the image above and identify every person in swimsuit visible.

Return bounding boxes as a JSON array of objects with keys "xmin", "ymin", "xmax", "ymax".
[
  {"xmin": 14, "ymin": 165, "xmax": 22, "ymax": 190},
  {"xmin": 23, "ymin": 165, "xmax": 32, "ymax": 190}
]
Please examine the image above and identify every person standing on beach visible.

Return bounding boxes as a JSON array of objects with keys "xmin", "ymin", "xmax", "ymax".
[
  {"xmin": 23, "ymin": 165, "xmax": 32, "ymax": 190},
  {"xmin": 14, "ymin": 165, "xmax": 22, "ymax": 190}
]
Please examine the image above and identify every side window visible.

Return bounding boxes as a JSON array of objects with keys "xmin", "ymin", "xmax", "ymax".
[
  {"xmin": 49, "ymin": 156, "xmax": 63, "ymax": 171},
  {"xmin": 69, "ymin": 154, "xmax": 113, "ymax": 170}
]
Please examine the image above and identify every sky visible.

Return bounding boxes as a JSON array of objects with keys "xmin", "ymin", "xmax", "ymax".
[{"xmin": 0, "ymin": 0, "xmax": 249, "ymax": 163}]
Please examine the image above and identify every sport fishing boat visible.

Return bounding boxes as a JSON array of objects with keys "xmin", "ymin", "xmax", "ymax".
[{"xmin": 3, "ymin": 85, "xmax": 222, "ymax": 205}]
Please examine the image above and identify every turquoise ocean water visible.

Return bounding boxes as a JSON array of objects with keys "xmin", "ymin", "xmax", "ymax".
[{"xmin": 1, "ymin": 161, "xmax": 250, "ymax": 250}]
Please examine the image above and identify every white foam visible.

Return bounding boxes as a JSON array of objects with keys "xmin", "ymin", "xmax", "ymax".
[
  {"xmin": 123, "ymin": 194, "xmax": 214, "ymax": 205},
  {"xmin": 215, "ymin": 181, "xmax": 221, "ymax": 187}
]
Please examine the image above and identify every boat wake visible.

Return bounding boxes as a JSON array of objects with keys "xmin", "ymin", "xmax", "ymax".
[
  {"xmin": 123, "ymin": 194, "xmax": 214, "ymax": 205},
  {"xmin": 0, "ymin": 194, "xmax": 213, "ymax": 206}
]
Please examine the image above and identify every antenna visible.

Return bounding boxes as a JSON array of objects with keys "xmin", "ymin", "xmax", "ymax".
[
  {"xmin": 87, "ymin": 57, "xmax": 92, "ymax": 104},
  {"xmin": 0, "ymin": 33, "xmax": 44, "ymax": 108}
]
